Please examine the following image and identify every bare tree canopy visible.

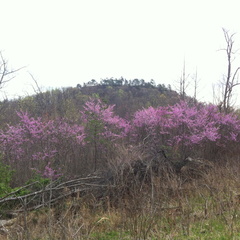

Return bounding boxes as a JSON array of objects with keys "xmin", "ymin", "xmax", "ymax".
[
  {"xmin": 0, "ymin": 51, "xmax": 23, "ymax": 90},
  {"xmin": 220, "ymin": 28, "xmax": 240, "ymax": 113}
]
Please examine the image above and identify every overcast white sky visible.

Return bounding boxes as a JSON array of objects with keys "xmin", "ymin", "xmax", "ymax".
[{"xmin": 0, "ymin": 0, "xmax": 240, "ymax": 104}]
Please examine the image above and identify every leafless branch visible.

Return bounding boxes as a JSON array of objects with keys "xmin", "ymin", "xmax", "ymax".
[
  {"xmin": 28, "ymin": 72, "xmax": 42, "ymax": 94},
  {"xmin": 0, "ymin": 175, "xmax": 110, "ymax": 215},
  {"xmin": 0, "ymin": 51, "xmax": 25, "ymax": 90},
  {"xmin": 219, "ymin": 28, "xmax": 240, "ymax": 113}
]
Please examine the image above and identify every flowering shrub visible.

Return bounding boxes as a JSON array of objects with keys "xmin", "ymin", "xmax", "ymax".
[
  {"xmin": 79, "ymin": 98, "xmax": 130, "ymax": 170},
  {"xmin": 42, "ymin": 162, "xmax": 62, "ymax": 180},
  {"xmin": 1, "ymin": 99, "xmax": 240, "ymax": 183},
  {"xmin": 0, "ymin": 111, "xmax": 85, "ymax": 180},
  {"xmin": 131, "ymin": 101, "xmax": 240, "ymax": 158},
  {"xmin": 80, "ymin": 98, "xmax": 130, "ymax": 140}
]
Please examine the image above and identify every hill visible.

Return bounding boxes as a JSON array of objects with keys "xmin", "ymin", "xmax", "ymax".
[
  {"xmin": 0, "ymin": 78, "xmax": 180, "ymax": 126},
  {"xmin": 1, "ymin": 79, "xmax": 240, "ymax": 239}
]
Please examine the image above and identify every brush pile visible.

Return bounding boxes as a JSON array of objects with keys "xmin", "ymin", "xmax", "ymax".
[{"xmin": 0, "ymin": 155, "xmax": 213, "ymax": 219}]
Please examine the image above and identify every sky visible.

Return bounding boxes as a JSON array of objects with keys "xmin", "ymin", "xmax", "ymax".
[{"xmin": 0, "ymin": 0, "xmax": 240, "ymax": 105}]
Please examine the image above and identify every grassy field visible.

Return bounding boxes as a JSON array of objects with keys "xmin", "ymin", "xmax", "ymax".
[{"xmin": 1, "ymin": 159, "xmax": 240, "ymax": 240}]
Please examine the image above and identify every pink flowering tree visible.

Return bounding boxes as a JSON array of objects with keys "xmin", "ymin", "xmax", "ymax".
[
  {"xmin": 80, "ymin": 98, "xmax": 130, "ymax": 170},
  {"xmin": 131, "ymin": 101, "xmax": 240, "ymax": 159},
  {"xmin": 170, "ymin": 102, "xmax": 240, "ymax": 157},
  {"xmin": 0, "ymin": 111, "xmax": 85, "ymax": 183},
  {"xmin": 1, "ymin": 98, "xmax": 240, "ymax": 185},
  {"xmin": 131, "ymin": 106, "xmax": 172, "ymax": 155}
]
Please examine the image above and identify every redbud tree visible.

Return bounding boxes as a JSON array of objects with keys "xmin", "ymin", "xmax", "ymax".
[
  {"xmin": 1, "ymin": 98, "xmax": 240, "ymax": 185},
  {"xmin": 130, "ymin": 101, "xmax": 240, "ymax": 159},
  {"xmin": 80, "ymin": 98, "xmax": 129, "ymax": 170},
  {"xmin": 0, "ymin": 111, "xmax": 85, "ymax": 182}
]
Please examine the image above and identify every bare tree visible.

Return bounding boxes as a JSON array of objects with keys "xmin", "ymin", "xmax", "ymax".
[
  {"xmin": 176, "ymin": 59, "xmax": 190, "ymax": 100},
  {"xmin": 180, "ymin": 59, "xmax": 187, "ymax": 100},
  {"xmin": 0, "ymin": 51, "xmax": 23, "ymax": 90},
  {"xmin": 219, "ymin": 28, "xmax": 240, "ymax": 113},
  {"xmin": 0, "ymin": 51, "xmax": 24, "ymax": 114},
  {"xmin": 192, "ymin": 68, "xmax": 201, "ymax": 104}
]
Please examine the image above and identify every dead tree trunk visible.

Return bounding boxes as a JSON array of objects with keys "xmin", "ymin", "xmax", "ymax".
[{"xmin": 221, "ymin": 28, "xmax": 240, "ymax": 113}]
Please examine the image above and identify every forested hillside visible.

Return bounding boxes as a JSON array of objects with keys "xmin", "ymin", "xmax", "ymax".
[
  {"xmin": 0, "ymin": 78, "xmax": 238, "ymax": 184},
  {"xmin": 0, "ymin": 79, "xmax": 181, "ymax": 183},
  {"xmin": 0, "ymin": 78, "xmax": 178, "ymax": 124},
  {"xmin": 1, "ymin": 79, "xmax": 240, "ymax": 239}
]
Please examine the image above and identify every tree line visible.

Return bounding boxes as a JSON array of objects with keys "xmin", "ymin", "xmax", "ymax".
[{"xmin": 79, "ymin": 77, "xmax": 171, "ymax": 90}]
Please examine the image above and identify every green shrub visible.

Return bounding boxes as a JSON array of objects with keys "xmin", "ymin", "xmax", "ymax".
[
  {"xmin": 0, "ymin": 159, "xmax": 14, "ymax": 197},
  {"xmin": 25, "ymin": 173, "xmax": 51, "ymax": 192}
]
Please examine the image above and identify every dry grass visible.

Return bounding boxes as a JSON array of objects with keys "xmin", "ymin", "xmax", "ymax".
[{"xmin": 1, "ymin": 158, "xmax": 240, "ymax": 240}]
